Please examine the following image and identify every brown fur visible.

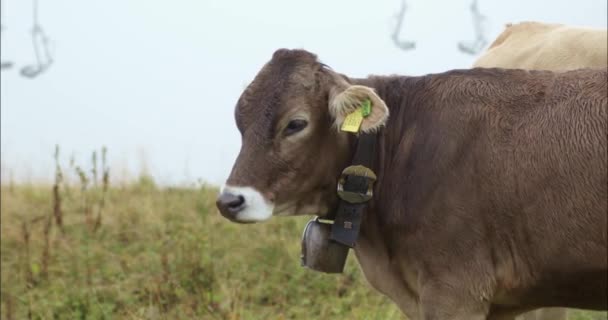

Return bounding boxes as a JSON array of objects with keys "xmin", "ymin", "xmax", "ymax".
[
  {"xmin": 222, "ymin": 49, "xmax": 608, "ymax": 320},
  {"xmin": 474, "ymin": 22, "xmax": 607, "ymax": 320}
]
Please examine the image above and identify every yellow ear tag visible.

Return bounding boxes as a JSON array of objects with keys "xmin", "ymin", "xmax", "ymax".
[
  {"xmin": 340, "ymin": 99, "xmax": 371, "ymax": 133},
  {"xmin": 341, "ymin": 111, "xmax": 364, "ymax": 133}
]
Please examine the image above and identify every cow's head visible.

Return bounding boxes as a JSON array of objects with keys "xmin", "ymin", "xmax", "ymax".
[{"xmin": 216, "ymin": 49, "xmax": 388, "ymax": 223}]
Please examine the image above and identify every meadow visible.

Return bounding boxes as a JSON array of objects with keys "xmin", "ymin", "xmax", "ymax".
[{"xmin": 1, "ymin": 149, "xmax": 606, "ymax": 319}]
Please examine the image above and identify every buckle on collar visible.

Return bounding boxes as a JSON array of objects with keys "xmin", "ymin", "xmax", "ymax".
[{"xmin": 337, "ymin": 165, "xmax": 377, "ymax": 204}]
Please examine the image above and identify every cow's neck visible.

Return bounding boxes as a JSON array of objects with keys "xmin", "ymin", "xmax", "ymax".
[
  {"xmin": 347, "ymin": 76, "xmax": 423, "ymax": 317},
  {"xmin": 350, "ymin": 75, "xmax": 422, "ymax": 228}
]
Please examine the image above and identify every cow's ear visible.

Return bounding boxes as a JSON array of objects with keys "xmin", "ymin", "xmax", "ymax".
[{"xmin": 328, "ymin": 85, "xmax": 389, "ymax": 133}]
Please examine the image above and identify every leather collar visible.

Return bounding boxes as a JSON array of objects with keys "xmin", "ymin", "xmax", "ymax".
[{"xmin": 328, "ymin": 132, "xmax": 377, "ymax": 247}]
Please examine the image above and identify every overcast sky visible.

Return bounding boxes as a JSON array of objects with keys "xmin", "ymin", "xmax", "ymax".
[{"xmin": 1, "ymin": 0, "xmax": 606, "ymax": 185}]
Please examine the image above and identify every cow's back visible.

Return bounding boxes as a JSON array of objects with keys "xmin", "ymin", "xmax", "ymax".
[
  {"xmin": 473, "ymin": 21, "xmax": 608, "ymax": 71},
  {"xmin": 500, "ymin": 68, "xmax": 607, "ymax": 308},
  {"xmin": 447, "ymin": 67, "xmax": 607, "ymax": 308},
  {"xmin": 372, "ymin": 67, "xmax": 607, "ymax": 312}
]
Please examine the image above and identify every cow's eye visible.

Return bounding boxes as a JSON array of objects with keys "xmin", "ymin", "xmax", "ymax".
[{"xmin": 284, "ymin": 119, "xmax": 308, "ymax": 136}]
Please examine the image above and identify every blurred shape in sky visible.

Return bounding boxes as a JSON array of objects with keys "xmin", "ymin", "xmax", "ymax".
[
  {"xmin": 20, "ymin": 0, "xmax": 53, "ymax": 78},
  {"xmin": 0, "ymin": 0, "xmax": 14, "ymax": 69},
  {"xmin": 391, "ymin": 0, "xmax": 416, "ymax": 51},
  {"xmin": 458, "ymin": 0, "xmax": 488, "ymax": 55}
]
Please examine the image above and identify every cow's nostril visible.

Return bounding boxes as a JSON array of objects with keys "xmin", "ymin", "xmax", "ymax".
[
  {"xmin": 216, "ymin": 192, "xmax": 247, "ymax": 218},
  {"xmin": 228, "ymin": 195, "xmax": 245, "ymax": 209}
]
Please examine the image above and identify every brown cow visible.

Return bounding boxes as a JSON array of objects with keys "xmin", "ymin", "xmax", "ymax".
[
  {"xmin": 216, "ymin": 49, "xmax": 608, "ymax": 320},
  {"xmin": 473, "ymin": 21, "xmax": 607, "ymax": 71}
]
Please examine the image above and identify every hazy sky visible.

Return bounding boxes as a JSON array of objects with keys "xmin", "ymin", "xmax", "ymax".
[{"xmin": 1, "ymin": 0, "xmax": 606, "ymax": 185}]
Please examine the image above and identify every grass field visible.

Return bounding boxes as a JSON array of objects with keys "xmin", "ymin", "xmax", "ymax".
[
  {"xmin": 1, "ymin": 161, "xmax": 607, "ymax": 319},
  {"xmin": 1, "ymin": 176, "xmax": 404, "ymax": 319}
]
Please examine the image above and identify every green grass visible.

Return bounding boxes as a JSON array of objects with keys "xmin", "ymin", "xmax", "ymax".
[
  {"xmin": 0, "ymin": 180, "xmax": 606, "ymax": 319},
  {"xmin": 0, "ymin": 180, "xmax": 403, "ymax": 319}
]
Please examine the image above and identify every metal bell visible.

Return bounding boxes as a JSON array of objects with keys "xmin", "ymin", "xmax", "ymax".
[{"xmin": 300, "ymin": 217, "xmax": 349, "ymax": 273}]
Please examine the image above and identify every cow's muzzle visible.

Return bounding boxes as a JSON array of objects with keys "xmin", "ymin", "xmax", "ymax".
[
  {"xmin": 301, "ymin": 217, "xmax": 349, "ymax": 273},
  {"xmin": 216, "ymin": 186, "xmax": 274, "ymax": 223}
]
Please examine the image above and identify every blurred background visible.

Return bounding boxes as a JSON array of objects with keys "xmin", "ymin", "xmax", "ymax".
[
  {"xmin": 1, "ymin": 1, "xmax": 607, "ymax": 319},
  {"xmin": 1, "ymin": 0, "xmax": 606, "ymax": 186}
]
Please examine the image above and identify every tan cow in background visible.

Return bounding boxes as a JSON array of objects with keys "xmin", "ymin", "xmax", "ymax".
[
  {"xmin": 473, "ymin": 21, "xmax": 607, "ymax": 71},
  {"xmin": 474, "ymin": 20, "xmax": 607, "ymax": 320}
]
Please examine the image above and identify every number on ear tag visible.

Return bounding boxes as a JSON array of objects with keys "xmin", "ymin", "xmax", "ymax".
[
  {"xmin": 340, "ymin": 99, "xmax": 372, "ymax": 133},
  {"xmin": 341, "ymin": 110, "xmax": 364, "ymax": 133}
]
